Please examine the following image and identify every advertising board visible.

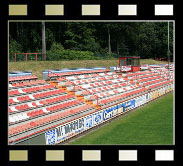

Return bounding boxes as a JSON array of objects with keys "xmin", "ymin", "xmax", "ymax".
[
  {"xmin": 93, "ymin": 111, "xmax": 103, "ymax": 126},
  {"xmin": 45, "ymin": 117, "xmax": 85, "ymax": 144},
  {"xmin": 118, "ymin": 103, "xmax": 123, "ymax": 114},
  {"xmin": 84, "ymin": 114, "xmax": 93, "ymax": 130},
  {"xmin": 123, "ymin": 100, "xmax": 135, "ymax": 111}
]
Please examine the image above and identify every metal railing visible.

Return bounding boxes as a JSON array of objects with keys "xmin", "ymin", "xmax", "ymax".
[{"xmin": 14, "ymin": 53, "xmax": 46, "ymax": 63}]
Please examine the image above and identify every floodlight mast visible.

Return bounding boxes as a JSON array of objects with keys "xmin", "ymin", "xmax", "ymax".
[
  {"xmin": 42, "ymin": 21, "xmax": 46, "ymax": 61},
  {"xmin": 168, "ymin": 21, "xmax": 170, "ymax": 80}
]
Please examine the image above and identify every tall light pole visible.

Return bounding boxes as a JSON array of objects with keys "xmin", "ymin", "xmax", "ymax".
[
  {"xmin": 167, "ymin": 21, "xmax": 170, "ymax": 80},
  {"xmin": 42, "ymin": 21, "xmax": 46, "ymax": 61}
]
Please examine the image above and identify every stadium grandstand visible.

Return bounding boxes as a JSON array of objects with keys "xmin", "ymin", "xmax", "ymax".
[{"xmin": 8, "ymin": 63, "xmax": 174, "ymax": 145}]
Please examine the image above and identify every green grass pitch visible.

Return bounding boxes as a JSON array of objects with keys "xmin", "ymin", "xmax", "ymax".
[{"xmin": 69, "ymin": 92, "xmax": 174, "ymax": 145}]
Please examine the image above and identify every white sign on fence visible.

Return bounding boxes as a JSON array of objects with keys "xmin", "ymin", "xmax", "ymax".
[
  {"xmin": 93, "ymin": 111, "xmax": 103, "ymax": 126},
  {"xmin": 45, "ymin": 117, "xmax": 85, "ymax": 145}
]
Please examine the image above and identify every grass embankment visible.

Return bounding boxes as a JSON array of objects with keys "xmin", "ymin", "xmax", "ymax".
[
  {"xmin": 69, "ymin": 92, "xmax": 173, "ymax": 145},
  {"xmin": 9, "ymin": 59, "xmax": 170, "ymax": 79}
]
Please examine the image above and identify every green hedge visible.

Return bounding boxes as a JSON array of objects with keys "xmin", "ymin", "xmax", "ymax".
[
  {"xmin": 46, "ymin": 51, "xmax": 119, "ymax": 61},
  {"xmin": 46, "ymin": 50, "xmax": 95, "ymax": 60}
]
